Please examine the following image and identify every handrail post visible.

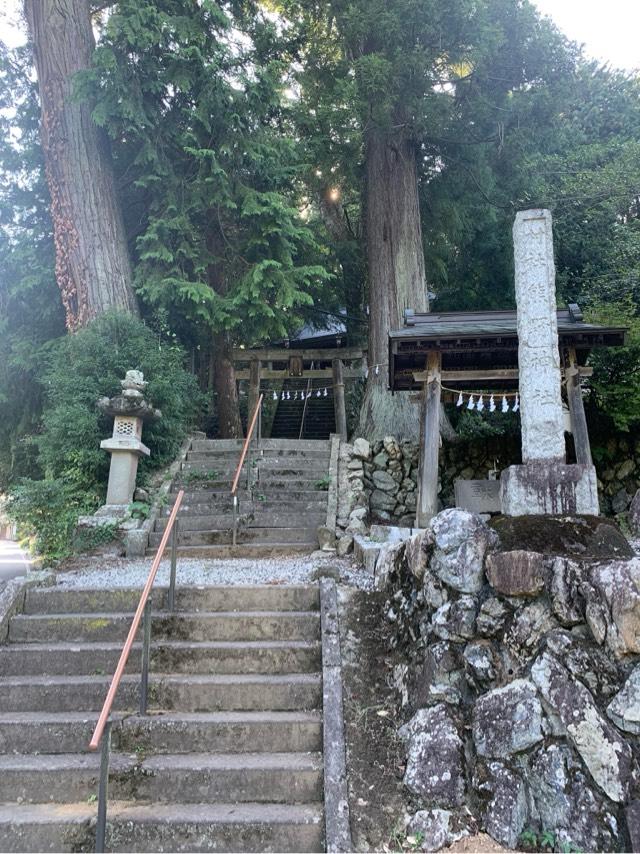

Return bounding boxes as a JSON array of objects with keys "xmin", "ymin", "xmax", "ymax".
[
  {"xmin": 95, "ymin": 719, "xmax": 112, "ymax": 853},
  {"xmin": 139, "ymin": 601, "xmax": 152, "ymax": 715},
  {"xmin": 168, "ymin": 519, "xmax": 178, "ymax": 612},
  {"xmin": 232, "ymin": 494, "xmax": 238, "ymax": 547}
]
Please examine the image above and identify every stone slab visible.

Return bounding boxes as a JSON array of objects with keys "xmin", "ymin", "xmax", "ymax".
[
  {"xmin": 501, "ymin": 462, "xmax": 599, "ymax": 516},
  {"xmin": 454, "ymin": 479, "xmax": 501, "ymax": 514}
]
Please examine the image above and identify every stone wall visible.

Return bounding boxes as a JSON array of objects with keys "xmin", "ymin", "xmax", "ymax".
[
  {"xmin": 373, "ymin": 509, "xmax": 640, "ymax": 852},
  {"xmin": 340, "ymin": 433, "xmax": 640, "ymax": 525}
]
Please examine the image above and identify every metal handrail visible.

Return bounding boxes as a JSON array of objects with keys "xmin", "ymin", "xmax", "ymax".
[
  {"xmin": 298, "ymin": 378, "xmax": 312, "ymax": 440},
  {"xmin": 88, "ymin": 488, "xmax": 184, "ymax": 851},
  {"xmin": 231, "ymin": 393, "xmax": 263, "ymax": 546}
]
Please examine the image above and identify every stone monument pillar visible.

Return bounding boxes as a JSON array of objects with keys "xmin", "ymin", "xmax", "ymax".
[
  {"xmin": 98, "ymin": 370, "xmax": 160, "ymax": 514},
  {"xmin": 501, "ymin": 210, "xmax": 599, "ymax": 516}
]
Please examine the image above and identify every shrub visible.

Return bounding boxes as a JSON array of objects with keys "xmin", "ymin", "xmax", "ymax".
[{"xmin": 9, "ymin": 311, "xmax": 205, "ymax": 561}]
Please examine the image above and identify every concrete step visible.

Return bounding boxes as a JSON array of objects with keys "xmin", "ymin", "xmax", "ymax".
[
  {"xmin": 0, "ymin": 751, "xmax": 323, "ymax": 805},
  {"xmin": 0, "ymin": 710, "xmax": 322, "ymax": 755},
  {"xmin": 163, "ymin": 498, "xmax": 328, "ymax": 517},
  {"xmin": 155, "ymin": 512, "xmax": 326, "ymax": 532},
  {"xmin": 0, "ymin": 640, "xmax": 322, "ymax": 677},
  {"xmin": 152, "ymin": 543, "xmax": 319, "ymax": 559},
  {"xmin": 9, "ymin": 610, "xmax": 320, "ymax": 644},
  {"xmin": 24, "ymin": 585, "xmax": 320, "ymax": 615},
  {"xmin": 187, "ymin": 449, "xmax": 330, "ymax": 462},
  {"xmin": 170, "ymin": 488, "xmax": 328, "ymax": 502},
  {"xmin": 181, "ymin": 460, "xmax": 329, "ymax": 475},
  {"xmin": 0, "ymin": 673, "xmax": 322, "ymax": 713},
  {"xmin": 148, "ymin": 527, "xmax": 318, "ymax": 548},
  {"xmin": 0, "ymin": 801, "xmax": 324, "ymax": 852},
  {"xmin": 191, "ymin": 438, "xmax": 329, "ymax": 451},
  {"xmin": 175, "ymin": 476, "xmax": 327, "ymax": 491}
]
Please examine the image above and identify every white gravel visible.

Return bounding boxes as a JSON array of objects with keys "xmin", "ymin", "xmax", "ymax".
[{"xmin": 54, "ymin": 552, "xmax": 375, "ymax": 590}]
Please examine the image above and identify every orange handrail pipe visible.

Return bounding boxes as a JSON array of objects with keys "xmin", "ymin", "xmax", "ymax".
[
  {"xmin": 231, "ymin": 393, "xmax": 263, "ymax": 496},
  {"xmin": 88, "ymin": 489, "xmax": 184, "ymax": 751}
]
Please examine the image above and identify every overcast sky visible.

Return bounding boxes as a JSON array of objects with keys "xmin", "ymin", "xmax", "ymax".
[{"xmin": 0, "ymin": 0, "xmax": 637, "ymax": 70}]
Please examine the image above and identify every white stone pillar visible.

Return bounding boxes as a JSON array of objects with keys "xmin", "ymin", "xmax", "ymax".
[
  {"xmin": 501, "ymin": 209, "xmax": 599, "ymax": 516},
  {"xmin": 513, "ymin": 209, "xmax": 566, "ymax": 462}
]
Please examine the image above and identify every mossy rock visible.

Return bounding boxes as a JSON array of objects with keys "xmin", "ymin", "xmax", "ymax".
[{"xmin": 489, "ymin": 514, "xmax": 634, "ymax": 560}]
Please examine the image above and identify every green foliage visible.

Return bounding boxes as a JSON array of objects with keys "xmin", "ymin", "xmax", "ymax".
[
  {"xmin": 586, "ymin": 300, "xmax": 640, "ymax": 432},
  {"xmin": 6, "ymin": 312, "xmax": 204, "ymax": 562},
  {"xmin": 128, "ymin": 501, "xmax": 151, "ymax": 521},
  {"xmin": 37, "ymin": 311, "xmax": 204, "ymax": 493},
  {"xmin": 5, "ymin": 478, "xmax": 92, "ymax": 561},
  {"xmin": 78, "ymin": 0, "xmax": 331, "ymax": 345}
]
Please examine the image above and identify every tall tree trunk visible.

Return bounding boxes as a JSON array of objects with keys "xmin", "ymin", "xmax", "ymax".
[
  {"xmin": 357, "ymin": 122, "xmax": 429, "ymax": 441},
  {"xmin": 213, "ymin": 331, "xmax": 243, "ymax": 439},
  {"xmin": 25, "ymin": 0, "xmax": 138, "ymax": 330},
  {"xmin": 206, "ymin": 226, "xmax": 243, "ymax": 439}
]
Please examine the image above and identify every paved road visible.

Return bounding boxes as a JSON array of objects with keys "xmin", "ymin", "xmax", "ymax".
[{"xmin": 0, "ymin": 539, "xmax": 30, "ymax": 582}]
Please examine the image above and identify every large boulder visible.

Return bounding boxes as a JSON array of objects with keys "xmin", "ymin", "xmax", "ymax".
[
  {"xmin": 431, "ymin": 596, "xmax": 477, "ymax": 643},
  {"xmin": 608, "ymin": 664, "xmax": 640, "ymax": 735},
  {"xmin": 583, "ymin": 559, "xmax": 640, "ymax": 658},
  {"xmin": 531, "ymin": 652, "xmax": 636, "ymax": 802},
  {"xmin": 485, "ymin": 550, "xmax": 547, "ymax": 597},
  {"xmin": 473, "ymin": 679, "xmax": 543, "ymax": 758},
  {"xmin": 398, "ymin": 704, "xmax": 465, "ymax": 808},
  {"xmin": 528, "ymin": 743, "xmax": 620, "ymax": 853},
  {"xmin": 630, "ymin": 489, "xmax": 640, "ymax": 537},
  {"xmin": 430, "ymin": 509, "xmax": 498, "ymax": 594},
  {"xmin": 474, "ymin": 760, "xmax": 527, "ymax": 849}
]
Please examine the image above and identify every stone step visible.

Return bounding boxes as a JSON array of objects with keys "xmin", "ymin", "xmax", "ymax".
[
  {"xmin": 0, "ymin": 673, "xmax": 322, "ymax": 713},
  {"xmin": 0, "ymin": 751, "xmax": 323, "ymax": 805},
  {"xmin": 148, "ymin": 527, "xmax": 318, "ymax": 548},
  {"xmin": 25, "ymin": 585, "xmax": 320, "ymax": 615},
  {"xmin": 191, "ymin": 438, "xmax": 329, "ymax": 451},
  {"xmin": 181, "ymin": 460, "xmax": 329, "ymax": 475},
  {"xmin": 170, "ymin": 488, "xmax": 328, "ymax": 502},
  {"xmin": 186, "ymin": 449, "xmax": 330, "ymax": 462},
  {"xmin": 0, "ymin": 640, "xmax": 321, "ymax": 677},
  {"xmin": 9, "ymin": 611, "xmax": 320, "ymax": 644},
  {"xmin": 0, "ymin": 711, "xmax": 323, "ymax": 755},
  {"xmin": 151, "ymin": 544, "xmax": 319, "ymax": 559},
  {"xmin": 0, "ymin": 801, "xmax": 324, "ymax": 852},
  {"xmin": 175, "ymin": 475, "xmax": 327, "ymax": 491},
  {"xmin": 164, "ymin": 498, "xmax": 327, "ymax": 517},
  {"xmin": 155, "ymin": 512, "xmax": 326, "ymax": 533}
]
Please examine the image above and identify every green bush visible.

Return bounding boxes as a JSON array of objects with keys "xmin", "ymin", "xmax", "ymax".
[
  {"xmin": 9, "ymin": 311, "xmax": 205, "ymax": 561},
  {"xmin": 6, "ymin": 478, "xmax": 92, "ymax": 561}
]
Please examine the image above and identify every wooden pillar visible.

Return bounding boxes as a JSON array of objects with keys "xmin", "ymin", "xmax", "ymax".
[
  {"xmin": 565, "ymin": 346, "xmax": 592, "ymax": 465},
  {"xmin": 248, "ymin": 359, "xmax": 261, "ymax": 420},
  {"xmin": 332, "ymin": 358, "xmax": 348, "ymax": 441},
  {"xmin": 416, "ymin": 351, "xmax": 442, "ymax": 528}
]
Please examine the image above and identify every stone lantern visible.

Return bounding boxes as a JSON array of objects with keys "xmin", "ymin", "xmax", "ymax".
[{"xmin": 97, "ymin": 370, "xmax": 160, "ymax": 512}]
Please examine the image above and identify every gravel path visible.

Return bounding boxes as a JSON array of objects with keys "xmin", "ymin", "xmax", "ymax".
[{"xmin": 53, "ymin": 552, "xmax": 374, "ymax": 590}]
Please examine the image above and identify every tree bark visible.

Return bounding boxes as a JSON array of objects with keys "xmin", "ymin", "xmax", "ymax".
[
  {"xmin": 357, "ymin": 122, "xmax": 429, "ymax": 441},
  {"xmin": 25, "ymin": 0, "xmax": 138, "ymax": 330},
  {"xmin": 213, "ymin": 331, "xmax": 243, "ymax": 439}
]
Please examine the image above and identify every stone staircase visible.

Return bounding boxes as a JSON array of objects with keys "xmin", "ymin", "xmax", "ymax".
[
  {"xmin": 149, "ymin": 438, "xmax": 331, "ymax": 558},
  {"xmin": 0, "ymin": 584, "xmax": 325, "ymax": 852}
]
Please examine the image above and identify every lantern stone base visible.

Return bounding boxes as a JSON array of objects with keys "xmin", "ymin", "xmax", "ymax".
[
  {"xmin": 500, "ymin": 461, "xmax": 599, "ymax": 516},
  {"xmin": 100, "ymin": 437, "xmax": 150, "ymax": 507}
]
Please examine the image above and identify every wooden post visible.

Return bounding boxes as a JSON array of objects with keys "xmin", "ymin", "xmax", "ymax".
[
  {"xmin": 332, "ymin": 358, "xmax": 348, "ymax": 441},
  {"xmin": 416, "ymin": 351, "xmax": 442, "ymax": 528},
  {"xmin": 248, "ymin": 359, "xmax": 261, "ymax": 422},
  {"xmin": 565, "ymin": 346, "xmax": 592, "ymax": 465}
]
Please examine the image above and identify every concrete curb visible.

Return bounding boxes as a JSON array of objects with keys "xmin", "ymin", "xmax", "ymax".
[
  {"xmin": 0, "ymin": 571, "xmax": 54, "ymax": 643},
  {"xmin": 325, "ymin": 435, "xmax": 340, "ymax": 534},
  {"xmin": 319, "ymin": 577, "xmax": 352, "ymax": 853}
]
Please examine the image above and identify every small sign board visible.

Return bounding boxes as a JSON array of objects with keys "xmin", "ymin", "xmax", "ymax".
[{"xmin": 454, "ymin": 479, "xmax": 501, "ymax": 514}]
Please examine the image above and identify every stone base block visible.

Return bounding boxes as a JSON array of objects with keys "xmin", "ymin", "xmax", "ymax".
[{"xmin": 501, "ymin": 462, "xmax": 599, "ymax": 516}]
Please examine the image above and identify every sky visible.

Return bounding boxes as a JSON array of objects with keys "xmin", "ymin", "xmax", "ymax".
[{"xmin": 0, "ymin": 0, "xmax": 638, "ymax": 71}]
